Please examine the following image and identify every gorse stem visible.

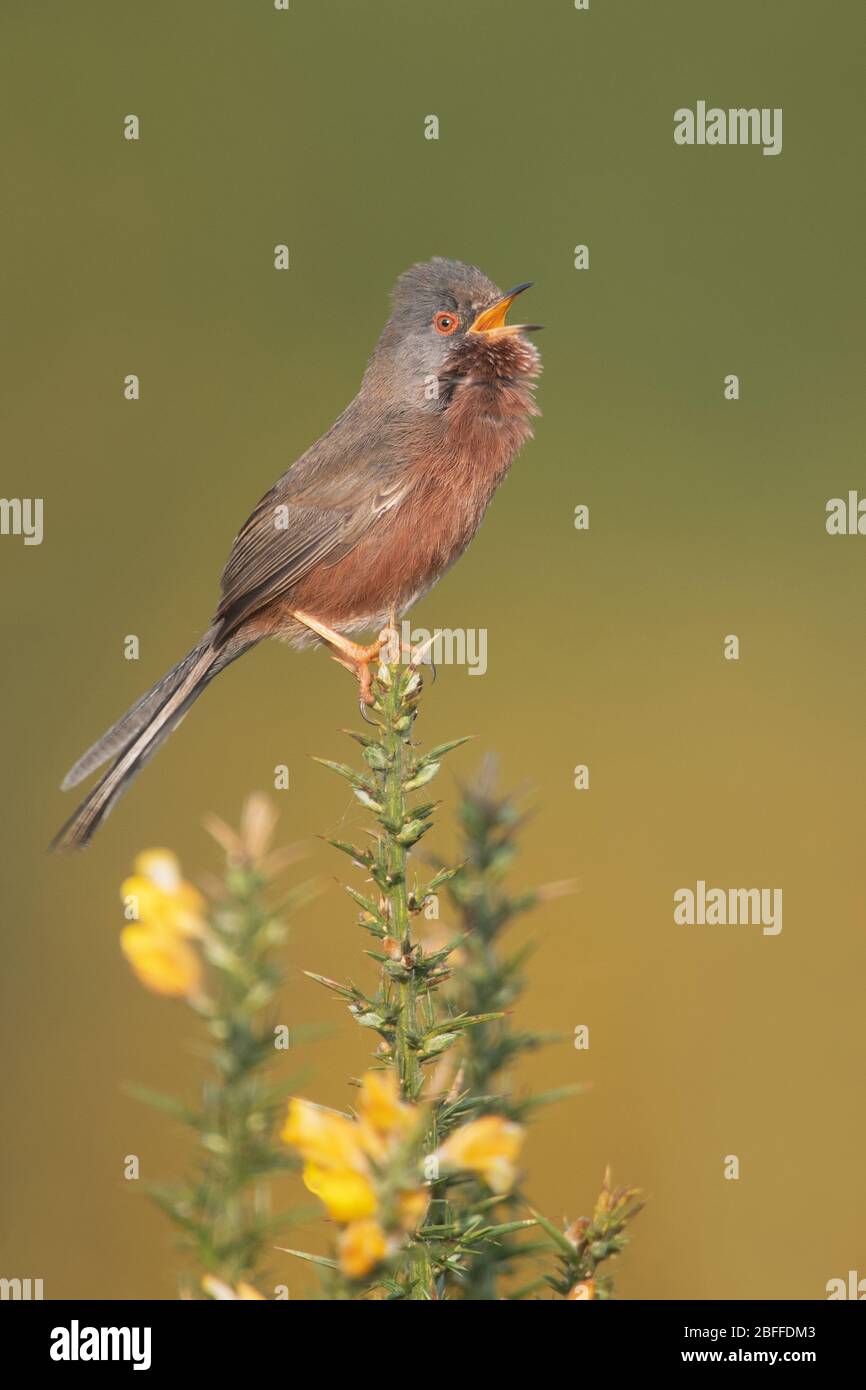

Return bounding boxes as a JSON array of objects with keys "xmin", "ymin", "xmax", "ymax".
[
  {"xmin": 317, "ymin": 660, "xmax": 467, "ymax": 1108},
  {"xmin": 447, "ymin": 762, "xmax": 540, "ymax": 1106},
  {"xmin": 190, "ymin": 864, "xmax": 293, "ymax": 1288},
  {"xmin": 379, "ymin": 672, "xmax": 421, "ymax": 1099}
]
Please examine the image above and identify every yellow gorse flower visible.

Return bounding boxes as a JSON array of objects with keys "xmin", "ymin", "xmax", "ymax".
[
  {"xmin": 121, "ymin": 849, "xmax": 207, "ymax": 938},
  {"xmin": 282, "ymin": 1100, "xmax": 369, "ymax": 1174},
  {"xmin": 120, "ymin": 923, "xmax": 203, "ymax": 999},
  {"xmin": 337, "ymin": 1220, "xmax": 388, "ymax": 1281},
  {"xmin": 434, "ymin": 1115, "xmax": 524, "ymax": 1194},
  {"xmin": 120, "ymin": 849, "xmax": 206, "ymax": 999},
  {"xmin": 282, "ymin": 1071, "xmax": 428, "ymax": 1278},
  {"xmin": 396, "ymin": 1186, "xmax": 430, "ymax": 1232},
  {"xmin": 284, "ymin": 1076, "xmax": 525, "ymax": 1281},
  {"xmin": 358, "ymin": 1069, "xmax": 416, "ymax": 1138},
  {"xmin": 302, "ymin": 1163, "xmax": 378, "ymax": 1223}
]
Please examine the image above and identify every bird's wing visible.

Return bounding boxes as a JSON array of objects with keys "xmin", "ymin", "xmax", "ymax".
[{"xmin": 215, "ymin": 443, "xmax": 414, "ymax": 635}]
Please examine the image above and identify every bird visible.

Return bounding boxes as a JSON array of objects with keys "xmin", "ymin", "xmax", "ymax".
[{"xmin": 52, "ymin": 257, "xmax": 542, "ymax": 851}]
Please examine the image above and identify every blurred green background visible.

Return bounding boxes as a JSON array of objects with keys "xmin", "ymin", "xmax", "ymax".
[{"xmin": 2, "ymin": 0, "xmax": 865, "ymax": 1299}]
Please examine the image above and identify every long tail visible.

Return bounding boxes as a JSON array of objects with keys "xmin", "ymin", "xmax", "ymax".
[{"xmin": 52, "ymin": 631, "xmax": 238, "ymax": 852}]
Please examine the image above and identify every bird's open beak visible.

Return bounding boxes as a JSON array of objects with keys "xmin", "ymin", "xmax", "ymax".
[{"xmin": 468, "ymin": 282, "xmax": 542, "ymax": 336}]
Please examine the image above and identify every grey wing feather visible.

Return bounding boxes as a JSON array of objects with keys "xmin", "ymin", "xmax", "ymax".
[{"xmin": 216, "ymin": 449, "xmax": 413, "ymax": 634}]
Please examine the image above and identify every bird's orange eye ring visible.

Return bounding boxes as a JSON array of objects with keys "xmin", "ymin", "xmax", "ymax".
[{"xmin": 433, "ymin": 310, "xmax": 460, "ymax": 336}]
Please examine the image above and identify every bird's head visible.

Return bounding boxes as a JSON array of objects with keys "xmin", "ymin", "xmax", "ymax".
[{"xmin": 369, "ymin": 258, "xmax": 542, "ymax": 404}]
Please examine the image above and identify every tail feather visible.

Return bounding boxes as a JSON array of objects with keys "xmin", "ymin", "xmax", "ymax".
[
  {"xmin": 61, "ymin": 635, "xmax": 217, "ymax": 790},
  {"xmin": 52, "ymin": 636, "xmax": 228, "ymax": 852}
]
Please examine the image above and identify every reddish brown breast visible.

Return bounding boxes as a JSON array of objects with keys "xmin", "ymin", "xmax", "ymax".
[{"xmin": 286, "ymin": 335, "xmax": 540, "ymax": 629}]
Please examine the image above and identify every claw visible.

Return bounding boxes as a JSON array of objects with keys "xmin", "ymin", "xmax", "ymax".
[{"xmin": 359, "ymin": 697, "xmax": 378, "ymax": 725}]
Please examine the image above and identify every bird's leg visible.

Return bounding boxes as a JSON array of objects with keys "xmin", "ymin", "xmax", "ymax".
[{"xmin": 290, "ymin": 609, "xmax": 389, "ymax": 706}]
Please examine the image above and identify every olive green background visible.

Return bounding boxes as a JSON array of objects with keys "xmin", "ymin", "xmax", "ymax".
[{"xmin": 2, "ymin": 0, "xmax": 864, "ymax": 1300}]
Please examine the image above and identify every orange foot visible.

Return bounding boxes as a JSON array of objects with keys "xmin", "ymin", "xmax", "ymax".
[
  {"xmin": 339, "ymin": 632, "xmax": 390, "ymax": 707},
  {"xmin": 290, "ymin": 610, "xmax": 394, "ymax": 706}
]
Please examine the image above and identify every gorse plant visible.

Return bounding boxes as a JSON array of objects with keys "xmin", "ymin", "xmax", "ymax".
[
  {"xmin": 283, "ymin": 653, "xmax": 642, "ymax": 1299},
  {"xmin": 121, "ymin": 653, "xmax": 641, "ymax": 1299},
  {"xmin": 120, "ymin": 798, "xmax": 314, "ymax": 1299},
  {"xmin": 284, "ymin": 658, "xmax": 529, "ymax": 1297}
]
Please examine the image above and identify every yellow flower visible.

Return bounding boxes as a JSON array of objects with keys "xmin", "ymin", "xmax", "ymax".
[
  {"xmin": 435, "ymin": 1116, "xmax": 524, "ymax": 1194},
  {"xmin": 337, "ymin": 1219, "xmax": 387, "ymax": 1280},
  {"xmin": 396, "ymin": 1186, "xmax": 429, "ymax": 1232},
  {"xmin": 283, "ymin": 1074, "xmax": 427, "ymax": 1247},
  {"xmin": 120, "ymin": 922, "xmax": 202, "ymax": 999},
  {"xmin": 302, "ymin": 1162, "xmax": 377, "ymax": 1222},
  {"xmin": 121, "ymin": 849, "xmax": 206, "ymax": 938},
  {"xmin": 567, "ymin": 1279, "xmax": 595, "ymax": 1301},
  {"xmin": 358, "ymin": 1070, "xmax": 415, "ymax": 1140},
  {"xmin": 282, "ymin": 1099, "xmax": 368, "ymax": 1174}
]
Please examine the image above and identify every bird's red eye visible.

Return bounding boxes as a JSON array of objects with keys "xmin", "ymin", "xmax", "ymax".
[{"xmin": 433, "ymin": 310, "xmax": 459, "ymax": 336}]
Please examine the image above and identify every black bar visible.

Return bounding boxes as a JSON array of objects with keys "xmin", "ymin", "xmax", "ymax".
[{"xmin": 3, "ymin": 1298, "xmax": 860, "ymax": 1375}]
